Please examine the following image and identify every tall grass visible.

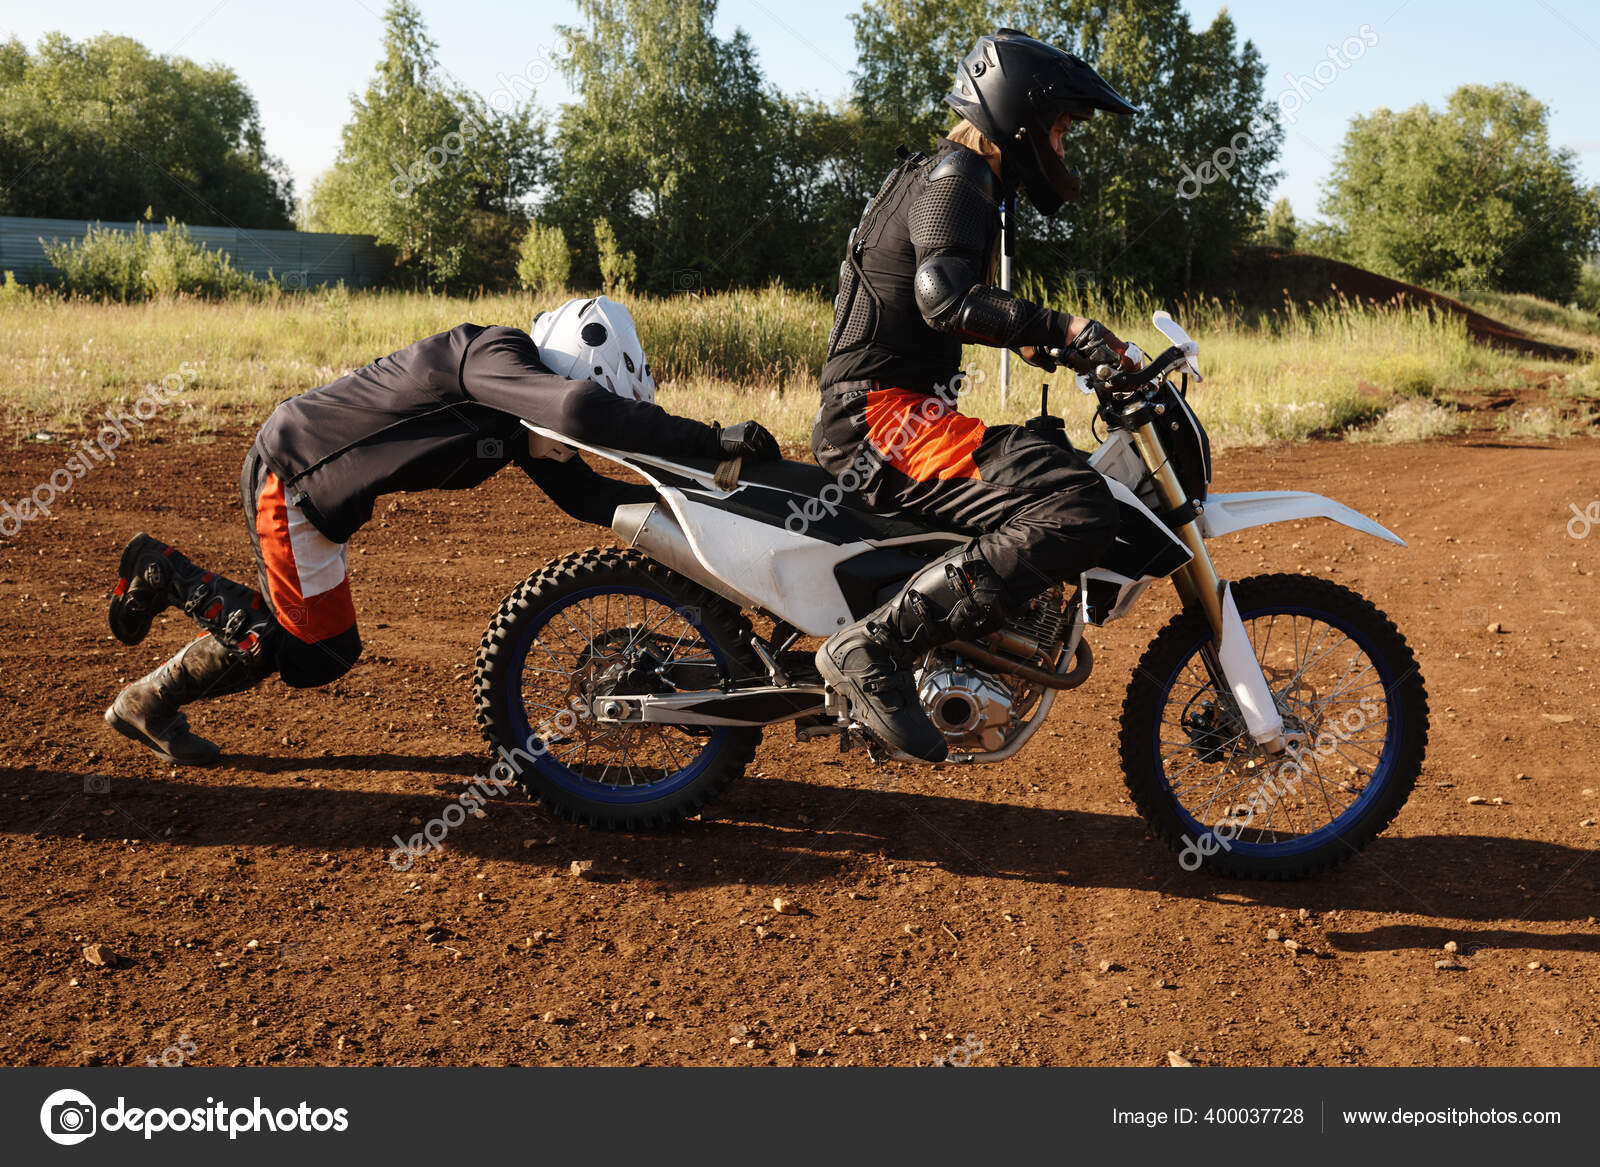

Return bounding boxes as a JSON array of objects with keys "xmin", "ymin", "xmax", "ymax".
[{"xmin": 0, "ymin": 282, "xmax": 1580, "ymax": 448}]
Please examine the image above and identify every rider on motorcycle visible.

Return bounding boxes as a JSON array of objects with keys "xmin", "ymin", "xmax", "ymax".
[
  {"xmin": 813, "ymin": 29, "xmax": 1140, "ymax": 763},
  {"xmin": 104, "ymin": 296, "xmax": 780, "ymax": 765}
]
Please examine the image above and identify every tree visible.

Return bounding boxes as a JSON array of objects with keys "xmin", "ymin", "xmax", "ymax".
[
  {"xmin": 1258, "ymin": 197, "xmax": 1297, "ymax": 249},
  {"xmin": 0, "ymin": 33, "xmax": 292, "ymax": 227},
  {"xmin": 306, "ymin": 1, "xmax": 546, "ymax": 287},
  {"xmin": 548, "ymin": 0, "xmax": 782, "ymax": 292},
  {"xmin": 1318, "ymin": 84, "xmax": 1600, "ymax": 301},
  {"xmin": 594, "ymin": 217, "xmax": 636, "ymax": 294},
  {"xmin": 516, "ymin": 221, "xmax": 570, "ymax": 292}
]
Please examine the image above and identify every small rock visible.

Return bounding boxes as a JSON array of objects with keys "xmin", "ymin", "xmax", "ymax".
[
  {"xmin": 244, "ymin": 939, "xmax": 260, "ymax": 950},
  {"xmin": 1516, "ymin": 773, "xmax": 1530, "ymax": 781},
  {"xmin": 1265, "ymin": 928, "xmax": 1281, "ymax": 941},
  {"xmin": 1297, "ymin": 908, "xmax": 1310, "ymax": 921},
  {"xmin": 1581, "ymin": 818, "xmax": 1596, "ymax": 828},
  {"xmin": 81, "ymin": 943, "xmax": 117, "ymax": 968},
  {"xmin": 1487, "ymin": 622, "xmax": 1502, "ymax": 634},
  {"xmin": 772, "ymin": 897, "xmax": 800, "ymax": 916},
  {"xmin": 902, "ymin": 923, "xmax": 921, "ymax": 935},
  {"xmin": 1466, "ymin": 796, "xmax": 1487, "ymax": 805},
  {"xmin": 1283, "ymin": 939, "xmax": 1302, "ymax": 952},
  {"xmin": 1435, "ymin": 960, "xmax": 1466, "ymax": 971},
  {"xmin": 846, "ymin": 1025, "xmax": 861, "ymax": 1035},
  {"xmin": 1443, "ymin": 940, "xmax": 1458, "ymax": 953},
  {"xmin": 568, "ymin": 860, "xmax": 594, "ymax": 879},
  {"xmin": 1098, "ymin": 960, "xmax": 1122, "ymax": 974},
  {"xmin": 754, "ymin": 925, "xmax": 770, "ymax": 939},
  {"xmin": 1527, "ymin": 961, "xmax": 1544, "ymax": 971},
  {"xmin": 1167, "ymin": 1050, "xmax": 1194, "ymax": 1067}
]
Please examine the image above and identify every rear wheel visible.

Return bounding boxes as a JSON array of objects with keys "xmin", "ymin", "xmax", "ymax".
[
  {"xmin": 1120, "ymin": 573, "xmax": 1428, "ymax": 879},
  {"xmin": 474, "ymin": 547, "xmax": 762, "ymax": 829}
]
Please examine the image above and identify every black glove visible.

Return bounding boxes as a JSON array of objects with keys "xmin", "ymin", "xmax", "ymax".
[
  {"xmin": 1061, "ymin": 319, "xmax": 1132, "ymax": 376},
  {"xmin": 715, "ymin": 419, "xmax": 780, "ymax": 462}
]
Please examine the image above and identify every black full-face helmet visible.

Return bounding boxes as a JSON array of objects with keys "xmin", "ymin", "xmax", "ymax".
[{"xmin": 944, "ymin": 28, "xmax": 1138, "ymax": 216}]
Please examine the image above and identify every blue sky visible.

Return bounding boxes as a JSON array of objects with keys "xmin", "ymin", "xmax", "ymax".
[{"xmin": 4, "ymin": 0, "xmax": 1598, "ymax": 225}]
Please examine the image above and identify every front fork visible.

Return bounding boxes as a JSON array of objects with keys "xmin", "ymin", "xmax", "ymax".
[{"xmin": 1128, "ymin": 422, "xmax": 1288, "ymax": 753}]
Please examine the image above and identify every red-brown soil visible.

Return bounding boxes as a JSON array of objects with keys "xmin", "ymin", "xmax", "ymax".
[
  {"xmin": 1, "ymin": 426, "xmax": 1597, "ymax": 1067},
  {"xmin": 1210, "ymin": 248, "xmax": 1582, "ymax": 361}
]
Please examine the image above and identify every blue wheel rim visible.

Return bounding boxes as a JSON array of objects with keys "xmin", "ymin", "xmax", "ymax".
[
  {"xmin": 504, "ymin": 585, "xmax": 730, "ymax": 805},
  {"xmin": 1154, "ymin": 602, "xmax": 1404, "ymax": 858}
]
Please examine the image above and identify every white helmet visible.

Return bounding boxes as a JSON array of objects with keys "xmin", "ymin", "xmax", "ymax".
[{"xmin": 529, "ymin": 295, "xmax": 657, "ymax": 403}]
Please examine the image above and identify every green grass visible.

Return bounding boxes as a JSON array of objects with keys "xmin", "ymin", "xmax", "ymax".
[
  {"xmin": 1451, "ymin": 288, "xmax": 1600, "ymax": 356},
  {"xmin": 0, "ymin": 282, "xmax": 1585, "ymax": 451}
]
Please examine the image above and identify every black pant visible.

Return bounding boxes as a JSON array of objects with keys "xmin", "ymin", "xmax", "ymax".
[{"xmin": 812, "ymin": 381, "xmax": 1119, "ymax": 600}]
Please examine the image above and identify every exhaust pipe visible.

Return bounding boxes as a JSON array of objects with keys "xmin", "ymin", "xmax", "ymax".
[
  {"xmin": 946, "ymin": 637, "xmax": 1094, "ymax": 691},
  {"xmin": 611, "ymin": 502, "xmax": 760, "ymax": 612}
]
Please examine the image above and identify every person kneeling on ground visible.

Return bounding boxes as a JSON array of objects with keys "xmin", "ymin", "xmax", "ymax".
[{"xmin": 104, "ymin": 295, "xmax": 780, "ymax": 764}]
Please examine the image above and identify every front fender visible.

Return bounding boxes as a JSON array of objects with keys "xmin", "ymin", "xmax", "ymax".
[{"xmin": 1197, "ymin": 490, "xmax": 1406, "ymax": 547}]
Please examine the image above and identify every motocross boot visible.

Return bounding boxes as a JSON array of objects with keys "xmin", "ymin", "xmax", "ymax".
[
  {"xmin": 108, "ymin": 533, "xmax": 193, "ymax": 645},
  {"xmin": 817, "ymin": 546, "xmax": 1011, "ymax": 763},
  {"xmin": 109, "ymin": 532, "xmax": 278, "ymax": 660},
  {"xmin": 105, "ymin": 634, "xmax": 274, "ymax": 764}
]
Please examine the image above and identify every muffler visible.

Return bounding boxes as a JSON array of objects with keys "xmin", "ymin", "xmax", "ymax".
[{"xmin": 611, "ymin": 501, "xmax": 761, "ymax": 612}]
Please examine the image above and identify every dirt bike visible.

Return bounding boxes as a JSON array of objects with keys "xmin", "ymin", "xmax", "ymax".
[{"xmin": 473, "ymin": 313, "xmax": 1429, "ymax": 878}]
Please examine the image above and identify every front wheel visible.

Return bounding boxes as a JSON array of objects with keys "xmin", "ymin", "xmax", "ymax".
[
  {"xmin": 473, "ymin": 547, "xmax": 762, "ymax": 829},
  {"xmin": 1120, "ymin": 573, "xmax": 1429, "ymax": 879}
]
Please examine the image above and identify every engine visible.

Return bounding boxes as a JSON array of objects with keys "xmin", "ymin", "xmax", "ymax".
[
  {"xmin": 918, "ymin": 666, "xmax": 1019, "ymax": 754},
  {"xmin": 914, "ymin": 584, "xmax": 1075, "ymax": 758}
]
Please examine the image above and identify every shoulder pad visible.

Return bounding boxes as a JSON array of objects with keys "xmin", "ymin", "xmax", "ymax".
[{"xmin": 928, "ymin": 146, "xmax": 1000, "ymax": 201}]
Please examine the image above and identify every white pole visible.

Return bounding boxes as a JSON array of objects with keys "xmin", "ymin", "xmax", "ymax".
[{"xmin": 999, "ymin": 198, "xmax": 1012, "ymax": 410}]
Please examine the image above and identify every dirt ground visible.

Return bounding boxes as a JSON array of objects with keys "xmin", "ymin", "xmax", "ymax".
[{"xmin": 1, "ymin": 424, "xmax": 1597, "ymax": 1068}]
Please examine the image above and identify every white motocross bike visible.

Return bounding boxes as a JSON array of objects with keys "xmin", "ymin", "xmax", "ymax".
[{"xmin": 474, "ymin": 313, "xmax": 1429, "ymax": 878}]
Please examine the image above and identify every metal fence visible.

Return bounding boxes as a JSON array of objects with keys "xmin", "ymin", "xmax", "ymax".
[{"xmin": 0, "ymin": 216, "xmax": 389, "ymax": 288}]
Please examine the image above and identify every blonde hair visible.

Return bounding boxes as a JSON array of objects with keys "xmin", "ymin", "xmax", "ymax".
[{"xmin": 946, "ymin": 118, "xmax": 1003, "ymax": 163}]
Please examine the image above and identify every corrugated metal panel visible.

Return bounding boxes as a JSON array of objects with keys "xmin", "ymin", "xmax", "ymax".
[{"xmin": 0, "ymin": 216, "xmax": 387, "ymax": 287}]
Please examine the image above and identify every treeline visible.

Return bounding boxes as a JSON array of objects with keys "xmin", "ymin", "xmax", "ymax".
[
  {"xmin": 4, "ymin": 1, "xmax": 1597, "ymax": 305},
  {"xmin": 0, "ymin": 34, "xmax": 294, "ymax": 229},
  {"xmin": 303, "ymin": 0, "xmax": 1281, "ymax": 298}
]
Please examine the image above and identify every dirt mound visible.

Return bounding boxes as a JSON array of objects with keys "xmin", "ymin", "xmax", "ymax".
[{"xmin": 1208, "ymin": 248, "xmax": 1579, "ymax": 362}]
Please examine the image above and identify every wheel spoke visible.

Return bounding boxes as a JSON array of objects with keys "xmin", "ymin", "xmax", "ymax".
[{"xmin": 1154, "ymin": 600, "xmax": 1398, "ymax": 849}]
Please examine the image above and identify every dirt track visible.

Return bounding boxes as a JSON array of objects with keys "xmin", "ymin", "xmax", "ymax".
[{"xmin": 2, "ymin": 427, "xmax": 1597, "ymax": 1067}]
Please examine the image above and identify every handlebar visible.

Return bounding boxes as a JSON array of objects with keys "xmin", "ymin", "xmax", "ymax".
[{"xmin": 1041, "ymin": 343, "xmax": 1189, "ymax": 404}]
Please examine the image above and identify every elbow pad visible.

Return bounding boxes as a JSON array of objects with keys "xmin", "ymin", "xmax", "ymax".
[{"xmin": 915, "ymin": 258, "xmax": 1058, "ymax": 349}]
